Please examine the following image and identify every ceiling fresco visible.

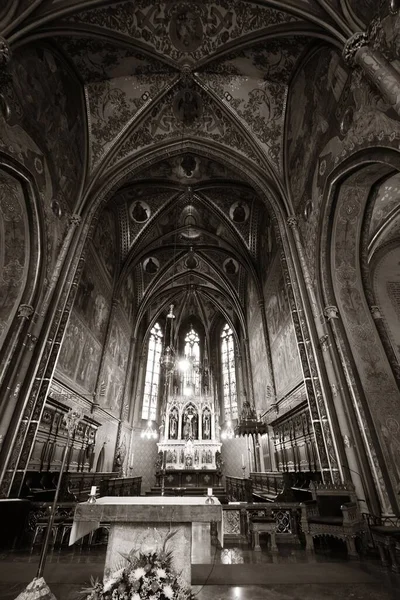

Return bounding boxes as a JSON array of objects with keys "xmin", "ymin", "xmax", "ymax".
[
  {"xmin": 12, "ymin": 0, "xmax": 347, "ymax": 337},
  {"xmin": 64, "ymin": 0, "xmax": 299, "ymax": 64}
]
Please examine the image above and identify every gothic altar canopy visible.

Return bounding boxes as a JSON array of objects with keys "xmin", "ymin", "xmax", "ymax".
[{"xmin": 157, "ymin": 322, "xmax": 222, "ymax": 471}]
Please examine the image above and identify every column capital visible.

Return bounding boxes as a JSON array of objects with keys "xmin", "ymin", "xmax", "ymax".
[
  {"xmin": 370, "ymin": 305, "xmax": 382, "ymax": 319},
  {"xmin": 69, "ymin": 214, "xmax": 82, "ymax": 227},
  {"xmin": 324, "ymin": 305, "xmax": 339, "ymax": 320},
  {"xmin": 287, "ymin": 215, "xmax": 298, "ymax": 229},
  {"xmin": 343, "ymin": 31, "xmax": 369, "ymax": 66},
  {"xmin": 18, "ymin": 304, "xmax": 34, "ymax": 319}
]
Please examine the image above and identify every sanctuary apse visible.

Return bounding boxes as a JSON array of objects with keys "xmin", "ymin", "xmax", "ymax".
[{"xmin": 0, "ymin": 0, "xmax": 399, "ymax": 530}]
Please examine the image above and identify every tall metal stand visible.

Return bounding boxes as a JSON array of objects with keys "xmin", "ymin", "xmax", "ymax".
[
  {"xmin": 161, "ymin": 468, "xmax": 166, "ymax": 496},
  {"xmin": 36, "ymin": 408, "xmax": 82, "ymax": 578}
]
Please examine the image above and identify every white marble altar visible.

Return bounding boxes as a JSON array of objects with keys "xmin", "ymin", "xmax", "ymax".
[{"xmin": 69, "ymin": 496, "xmax": 222, "ymax": 584}]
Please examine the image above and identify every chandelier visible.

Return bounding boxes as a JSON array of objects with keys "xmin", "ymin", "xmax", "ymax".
[
  {"xmin": 160, "ymin": 304, "xmax": 176, "ymax": 372},
  {"xmin": 140, "ymin": 420, "xmax": 158, "ymax": 439},
  {"xmin": 234, "ymin": 398, "xmax": 268, "ymax": 437}
]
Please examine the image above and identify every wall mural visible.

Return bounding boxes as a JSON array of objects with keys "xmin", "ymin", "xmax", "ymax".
[
  {"xmin": 119, "ymin": 272, "xmax": 136, "ymax": 320},
  {"xmin": 9, "ymin": 45, "xmax": 84, "ymax": 212},
  {"xmin": 373, "ymin": 246, "xmax": 400, "ymax": 365},
  {"xmin": 1, "ymin": 44, "xmax": 84, "ymax": 284},
  {"xmin": 0, "ymin": 171, "xmax": 28, "ymax": 346},
  {"xmin": 287, "ymin": 45, "xmax": 400, "ymax": 284},
  {"xmin": 332, "ymin": 182, "xmax": 400, "ymax": 513},
  {"xmin": 92, "ymin": 207, "xmax": 118, "ymax": 283},
  {"xmin": 247, "ymin": 276, "xmax": 273, "ymax": 414},
  {"xmin": 74, "ymin": 253, "xmax": 111, "ymax": 343},
  {"xmin": 258, "ymin": 208, "xmax": 276, "ymax": 278},
  {"xmin": 99, "ymin": 316, "xmax": 130, "ymax": 417},
  {"xmin": 287, "ymin": 48, "xmax": 348, "ymax": 209},
  {"xmin": 369, "ymin": 172, "xmax": 400, "ymax": 239},
  {"xmin": 57, "ymin": 248, "xmax": 112, "ymax": 393},
  {"xmin": 265, "ymin": 258, "xmax": 302, "ymax": 398}
]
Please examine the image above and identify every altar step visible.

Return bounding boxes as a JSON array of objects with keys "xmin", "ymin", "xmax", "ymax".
[{"xmin": 146, "ymin": 486, "xmax": 227, "ymax": 502}]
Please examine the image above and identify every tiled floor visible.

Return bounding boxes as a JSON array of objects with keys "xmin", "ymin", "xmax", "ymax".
[{"xmin": 1, "ymin": 524, "xmax": 399, "ymax": 600}]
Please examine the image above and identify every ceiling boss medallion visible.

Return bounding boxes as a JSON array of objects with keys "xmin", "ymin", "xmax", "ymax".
[{"xmin": 169, "ymin": 2, "xmax": 204, "ymax": 53}]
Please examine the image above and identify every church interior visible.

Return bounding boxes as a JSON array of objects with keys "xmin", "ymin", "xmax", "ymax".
[{"xmin": 1, "ymin": 1, "xmax": 400, "ymax": 599}]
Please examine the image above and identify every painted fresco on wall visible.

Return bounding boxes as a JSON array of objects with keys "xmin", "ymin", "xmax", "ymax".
[
  {"xmin": 108, "ymin": 318, "xmax": 129, "ymax": 371},
  {"xmin": 265, "ymin": 259, "xmax": 302, "ymax": 398},
  {"xmin": 92, "ymin": 207, "xmax": 117, "ymax": 283},
  {"xmin": 97, "ymin": 317, "xmax": 130, "ymax": 417},
  {"xmin": 0, "ymin": 44, "xmax": 84, "ymax": 288},
  {"xmin": 57, "ymin": 312, "xmax": 85, "ymax": 379},
  {"xmin": 74, "ymin": 253, "xmax": 111, "ymax": 343},
  {"xmin": 0, "ymin": 171, "xmax": 28, "ymax": 346},
  {"xmin": 246, "ymin": 276, "xmax": 272, "ymax": 414},
  {"xmin": 119, "ymin": 272, "xmax": 135, "ymax": 320},
  {"xmin": 287, "ymin": 48, "xmax": 348, "ymax": 208},
  {"xmin": 258, "ymin": 209, "xmax": 276, "ymax": 277},
  {"xmin": 76, "ymin": 334, "xmax": 102, "ymax": 393},
  {"xmin": 287, "ymin": 43, "xmax": 400, "ymax": 286},
  {"xmin": 9, "ymin": 45, "xmax": 84, "ymax": 211},
  {"xmin": 248, "ymin": 318, "xmax": 269, "ymax": 413}
]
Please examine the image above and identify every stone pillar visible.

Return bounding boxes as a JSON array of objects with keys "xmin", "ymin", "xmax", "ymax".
[
  {"xmin": 287, "ymin": 215, "xmax": 371, "ymax": 509},
  {"xmin": 286, "ymin": 216, "xmax": 343, "ymax": 483},
  {"xmin": 0, "ymin": 214, "xmax": 83, "ymax": 497},
  {"xmin": 343, "ymin": 31, "xmax": 400, "ymax": 117}
]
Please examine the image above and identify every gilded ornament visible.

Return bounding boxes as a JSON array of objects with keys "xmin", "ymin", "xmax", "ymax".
[{"xmin": 343, "ymin": 32, "xmax": 369, "ymax": 66}]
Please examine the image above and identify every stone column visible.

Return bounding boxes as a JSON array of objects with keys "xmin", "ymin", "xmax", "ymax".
[
  {"xmin": 287, "ymin": 216, "xmax": 371, "ymax": 508},
  {"xmin": 343, "ymin": 31, "xmax": 400, "ymax": 117},
  {"xmin": 286, "ymin": 217, "xmax": 342, "ymax": 483}
]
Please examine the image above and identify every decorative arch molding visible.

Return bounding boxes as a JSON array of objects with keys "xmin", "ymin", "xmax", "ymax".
[
  {"xmin": 318, "ymin": 149, "xmax": 400, "ymax": 515},
  {"xmin": 0, "ymin": 157, "xmax": 46, "ymax": 475}
]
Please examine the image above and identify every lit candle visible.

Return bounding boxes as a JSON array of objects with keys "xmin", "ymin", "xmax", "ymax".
[
  {"xmin": 90, "ymin": 486, "xmax": 97, "ymax": 496},
  {"xmin": 241, "ymin": 453, "xmax": 244, "ymax": 467},
  {"xmin": 207, "ymin": 487, "xmax": 213, "ymax": 496}
]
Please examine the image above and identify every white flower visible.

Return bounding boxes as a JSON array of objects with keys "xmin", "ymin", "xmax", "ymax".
[
  {"xmin": 163, "ymin": 584, "xmax": 174, "ymax": 599},
  {"xmin": 131, "ymin": 594, "xmax": 141, "ymax": 600},
  {"xmin": 103, "ymin": 569, "xmax": 124, "ymax": 592},
  {"xmin": 132, "ymin": 567, "xmax": 146, "ymax": 580},
  {"xmin": 156, "ymin": 568, "xmax": 167, "ymax": 578}
]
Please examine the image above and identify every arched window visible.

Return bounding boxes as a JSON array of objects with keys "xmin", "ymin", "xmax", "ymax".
[
  {"xmin": 221, "ymin": 324, "xmax": 238, "ymax": 420},
  {"xmin": 183, "ymin": 325, "xmax": 200, "ymax": 392},
  {"xmin": 142, "ymin": 322, "xmax": 163, "ymax": 420}
]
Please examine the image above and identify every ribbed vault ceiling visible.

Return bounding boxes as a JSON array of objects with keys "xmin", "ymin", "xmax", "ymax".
[{"xmin": 9, "ymin": 0, "xmax": 354, "ymax": 338}]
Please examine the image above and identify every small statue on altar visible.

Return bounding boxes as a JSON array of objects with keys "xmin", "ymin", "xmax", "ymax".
[
  {"xmin": 172, "ymin": 449, "xmax": 177, "ymax": 463},
  {"xmin": 180, "ymin": 448, "xmax": 185, "ymax": 463},
  {"xmin": 169, "ymin": 407, "xmax": 178, "ymax": 439},
  {"xmin": 194, "ymin": 449, "xmax": 199, "ymax": 465},
  {"xmin": 202, "ymin": 408, "xmax": 211, "ymax": 440}
]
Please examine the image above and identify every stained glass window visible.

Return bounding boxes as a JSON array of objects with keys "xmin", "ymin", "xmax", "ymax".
[
  {"xmin": 221, "ymin": 324, "xmax": 238, "ymax": 420},
  {"xmin": 142, "ymin": 323, "xmax": 163, "ymax": 421}
]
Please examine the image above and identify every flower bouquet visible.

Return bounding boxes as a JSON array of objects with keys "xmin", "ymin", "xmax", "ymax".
[{"xmin": 81, "ymin": 530, "xmax": 195, "ymax": 600}]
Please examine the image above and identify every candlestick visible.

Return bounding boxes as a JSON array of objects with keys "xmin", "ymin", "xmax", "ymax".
[
  {"xmin": 90, "ymin": 486, "xmax": 97, "ymax": 496},
  {"xmin": 242, "ymin": 465, "xmax": 246, "ymax": 479},
  {"xmin": 207, "ymin": 487, "xmax": 213, "ymax": 496}
]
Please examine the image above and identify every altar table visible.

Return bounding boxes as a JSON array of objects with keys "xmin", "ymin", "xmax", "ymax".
[{"xmin": 69, "ymin": 496, "xmax": 222, "ymax": 584}]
